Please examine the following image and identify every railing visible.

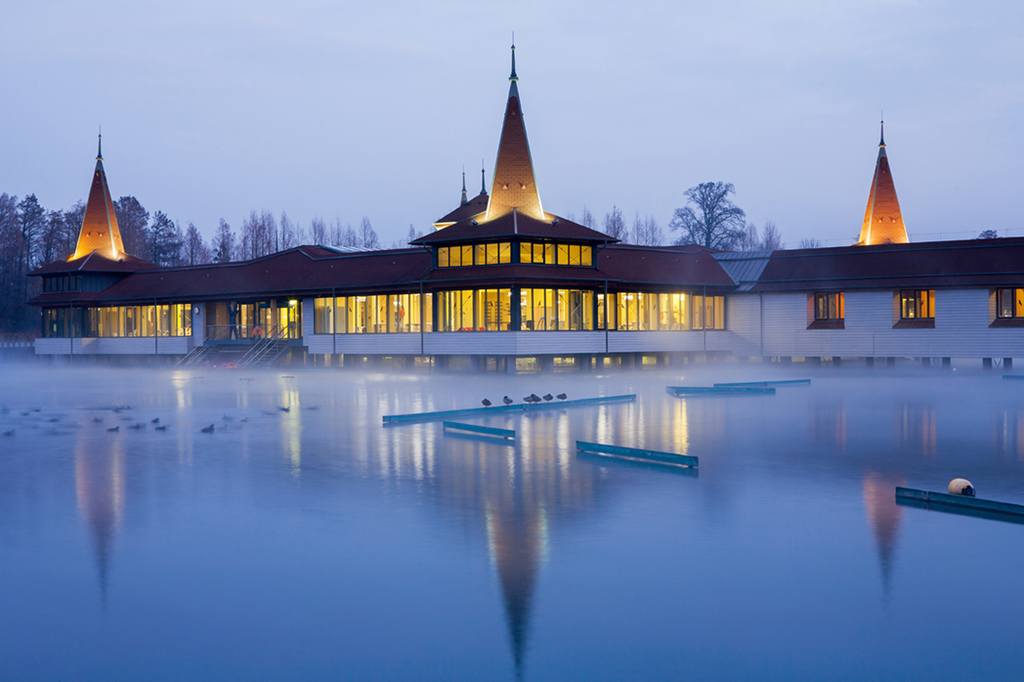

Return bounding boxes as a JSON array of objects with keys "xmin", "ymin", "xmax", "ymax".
[{"xmin": 236, "ymin": 324, "xmax": 290, "ymax": 367}]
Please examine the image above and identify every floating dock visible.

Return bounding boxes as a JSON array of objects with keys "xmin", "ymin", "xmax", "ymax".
[
  {"xmin": 576, "ymin": 440, "xmax": 698, "ymax": 469},
  {"xmin": 666, "ymin": 385, "xmax": 775, "ymax": 396},
  {"xmin": 1002, "ymin": 374, "xmax": 1024, "ymax": 381},
  {"xmin": 713, "ymin": 379, "xmax": 811, "ymax": 388},
  {"xmin": 442, "ymin": 421, "xmax": 515, "ymax": 441},
  {"xmin": 895, "ymin": 486, "xmax": 1024, "ymax": 520},
  {"xmin": 382, "ymin": 393, "xmax": 636, "ymax": 425}
]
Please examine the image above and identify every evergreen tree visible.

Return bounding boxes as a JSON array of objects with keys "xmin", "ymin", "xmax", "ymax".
[
  {"xmin": 149, "ymin": 211, "xmax": 183, "ymax": 266},
  {"xmin": 212, "ymin": 219, "xmax": 235, "ymax": 263},
  {"xmin": 184, "ymin": 222, "xmax": 210, "ymax": 265},
  {"xmin": 114, "ymin": 196, "xmax": 150, "ymax": 259},
  {"xmin": 17, "ymin": 194, "xmax": 45, "ymax": 271}
]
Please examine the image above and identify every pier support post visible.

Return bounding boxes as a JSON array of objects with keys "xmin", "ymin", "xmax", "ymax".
[
  {"xmin": 1004, "ymin": 358, "xmax": 1014, "ymax": 369},
  {"xmin": 886, "ymin": 357, "xmax": 896, "ymax": 367},
  {"xmin": 942, "ymin": 357, "xmax": 951, "ymax": 368},
  {"xmin": 983, "ymin": 357, "xmax": 993, "ymax": 369}
]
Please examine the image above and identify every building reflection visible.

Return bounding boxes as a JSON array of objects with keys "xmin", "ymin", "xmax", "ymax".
[
  {"xmin": 812, "ymin": 400, "xmax": 847, "ymax": 450},
  {"xmin": 74, "ymin": 428, "xmax": 125, "ymax": 604},
  {"xmin": 897, "ymin": 403, "xmax": 936, "ymax": 456},
  {"xmin": 996, "ymin": 409, "xmax": 1024, "ymax": 461},
  {"xmin": 862, "ymin": 472, "xmax": 903, "ymax": 599}
]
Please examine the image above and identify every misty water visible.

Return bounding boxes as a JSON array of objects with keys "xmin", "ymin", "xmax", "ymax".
[{"xmin": 1, "ymin": 364, "xmax": 1023, "ymax": 680}]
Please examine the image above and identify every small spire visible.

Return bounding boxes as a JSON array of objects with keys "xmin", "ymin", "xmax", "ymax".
[
  {"xmin": 460, "ymin": 168, "xmax": 468, "ymax": 206},
  {"xmin": 480, "ymin": 160, "xmax": 487, "ymax": 195},
  {"xmin": 510, "ymin": 36, "xmax": 517, "ymax": 82},
  {"xmin": 879, "ymin": 116, "xmax": 885, "ymax": 147},
  {"xmin": 97, "ymin": 126, "xmax": 103, "ymax": 159}
]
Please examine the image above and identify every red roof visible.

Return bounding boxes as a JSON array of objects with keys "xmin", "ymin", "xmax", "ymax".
[
  {"xmin": 31, "ymin": 252, "xmax": 156, "ymax": 275},
  {"xmin": 434, "ymin": 192, "xmax": 488, "ymax": 226},
  {"xmin": 753, "ymin": 237, "xmax": 1024, "ymax": 292},
  {"xmin": 412, "ymin": 211, "xmax": 614, "ymax": 246}
]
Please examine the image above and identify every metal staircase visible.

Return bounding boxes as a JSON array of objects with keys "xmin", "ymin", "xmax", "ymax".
[
  {"xmin": 177, "ymin": 344, "xmax": 211, "ymax": 367},
  {"xmin": 236, "ymin": 325, "xmax": 290, "ymax": 367}
]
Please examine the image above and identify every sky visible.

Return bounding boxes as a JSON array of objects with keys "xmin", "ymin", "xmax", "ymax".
[{"xmin": 1, "ymin": 0, "xmax": 1022, "ymax": 248}]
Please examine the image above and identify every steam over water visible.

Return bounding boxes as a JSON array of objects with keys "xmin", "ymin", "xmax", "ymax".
[{"xmin": 1, "ymin": 365, "xmax": 1022, "ymax": 680}]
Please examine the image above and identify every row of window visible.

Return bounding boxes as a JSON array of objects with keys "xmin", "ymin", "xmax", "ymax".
[
  {"xmin": 42, "ymin": 274, "xmax": 82, "ymax": 292},
  {"xmin": 311, "ymin": 290, "xmax": 726, "ymax": 334},
  {"xmin": 42, "ymin": 304, "xmax": 193, "ymax": 338},
  {"xmin": 812, "ymin": 289, "xmax": 1024, "ymax": 325},
  {"xmin": 519, "ymin": 242, "xmax": 593, "ymax": 266},
  {"xmin": 437, "ymin": 243, "xmax": 512, "ymax": 268},
  {"xmin": 435, "ymin": 242, "xmax": 595, "ymax": 268}
]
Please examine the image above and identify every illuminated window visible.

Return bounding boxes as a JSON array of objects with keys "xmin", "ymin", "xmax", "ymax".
[
  {"xmin": 581, "ymin": 246, "xmax": 593, "ymax": 266},
  {"xmin": 996, "ymin": 288, "xmax": 1024, "ymax": 319},
  {"xmin": 814, "ymin": 292, "xmax": 844, "ymax": 321},
  {"xmin": 899, "ymin": 289, "xmax": 934, "ymax": 320},
  {"xmin": 438, "ymin": 247, "xmax": 449, "ymax": 267},
  {"xmin": 313, "ymin": 295, "xmax": 430, "ymax": 334},
  {"xmin": 520, "ymin": 289, "xmax": 594, "ymax": 330},
  {"xmin": 436, "ymin": 289, "xmax": 512, "ymax": 331}
]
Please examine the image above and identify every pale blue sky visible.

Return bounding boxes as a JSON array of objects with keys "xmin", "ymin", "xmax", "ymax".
[{"xmin": 1, "ymin": 0, "xmax": 1021, "ymax": 246}]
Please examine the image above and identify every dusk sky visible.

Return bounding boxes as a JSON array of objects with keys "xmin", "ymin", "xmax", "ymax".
[{"xmin": 2, "ymin": 0, "xmax": 1021, "ymax": 247}]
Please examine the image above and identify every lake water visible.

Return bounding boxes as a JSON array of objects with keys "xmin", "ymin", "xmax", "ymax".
[{"xmin": 1, "ymin": 365, "xmax": 1022, "ymax": 680}]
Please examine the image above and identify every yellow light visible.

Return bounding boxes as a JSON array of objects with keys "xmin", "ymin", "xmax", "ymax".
[{"xmin": 288, "ymin": 299, "xmax": 298, "ymax": 307}]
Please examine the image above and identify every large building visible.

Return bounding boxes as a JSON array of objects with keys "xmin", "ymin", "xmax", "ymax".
[{"xmin": 28, "ymin": 48, "xmax": 1024, "ymax": 369}]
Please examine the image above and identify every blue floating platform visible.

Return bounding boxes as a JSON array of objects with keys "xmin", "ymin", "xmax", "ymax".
[
  {"xmin": 443, "ymin": 421, "xmax": 515, "ymax": 441},
  {"xmin": 667, "ymin": 385, "xmax": 775, "ymax": 396},
  {"xmin": 713, "ymin": 379, "xmax": 811, "ymax": 388},
  {"xmin": 895, "ymin": 486, "xmax": 1024, "ymax": 520},
  {"xmin": 576, "ymin": 440, "xmax": 698, "ymax": 469},
  {"xmin": 383, "ymin": 394, "xmax": 636, "ymax": 425},
  {"xmin": 1002, "ymin": 374, "xmax": 1024, "ymax": 381}
]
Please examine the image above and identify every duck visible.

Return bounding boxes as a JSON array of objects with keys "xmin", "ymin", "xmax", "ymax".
[
  {"xmin": 542, "ymin": 394, "xmax": 553, "ymax": 402},
  {"xmin": 106, "ymin": 426, "xmax": 120, "ymax": 433},
  {"xmin": 151, "ymin": 417, "xmax": 160, "ymax": 424},
  {"xmin": 200, "ymin": 424, "xmax": 215, "ymax": 434},
  {"xmin": 481, "ymin": 398, "xmax": 493, "ymax": 407},
  {"xmin": 2, "ymin": 429, "xmax": 13, "ymax": 436},
  {"xmin": 556, "ymin": 393, "xmax": 567, "ymax": 400},
  {"xmin": 278, "ymin": 406, "xmax": 291, "ymax": 413},
  {"xmin": 128, "ymin": 423, "xmax": 145, "ymax": 430},
  {"xmin": 92, "ymin": 417, "xmax": 103, "ymax": 424},
  {"xmin": 502, "ymin": 396, "xmax": 514, "ymax": 405},
  {"xmin": 155, "ymin": 425, "xmax": 168, "ymax": 432}
]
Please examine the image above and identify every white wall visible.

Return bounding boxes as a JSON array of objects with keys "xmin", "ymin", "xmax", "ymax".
[
  {"xmin": 733, "ymin": 289, "xmax": 1024, "ymax": 359},
  {"xmin": 34, "ymin": 337, "xmax": 190, "ymax": 355}
]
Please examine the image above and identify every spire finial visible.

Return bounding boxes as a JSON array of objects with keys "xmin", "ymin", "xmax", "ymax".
[
  {"xmin": 510, "ymin": 34, "xmax": 517, "ymax": 82},
  {"xmin": 879, "ymin": 113, "xmax": 885, "ymax": 147},
  {"xmin": 460, "ymin": 167, "xmax": 468, "ymax": 205},
  {"xmin": 481, "ymin": 160, "xmax": 486, "ymax": 195},
  {"xmin": 97, "ymin": 126, "xmax": 103, "ymax": 159}
]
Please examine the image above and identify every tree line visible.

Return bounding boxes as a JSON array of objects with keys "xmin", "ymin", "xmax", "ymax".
[{"xmin": 0, "ymin": 180, "xmax": 810, "ymax": 333}]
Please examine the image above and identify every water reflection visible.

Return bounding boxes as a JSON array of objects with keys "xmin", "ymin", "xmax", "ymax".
[
  {"xmin": 862, "ymin": 472, "xmax": 904, "ymax": 599},
  {"xmin": 74, "ymin": 428, "xmax": 125, "ymax": 605},
  {"xmin": 897, "ymin": 403, "xmax": 937, "ymax": 456}
]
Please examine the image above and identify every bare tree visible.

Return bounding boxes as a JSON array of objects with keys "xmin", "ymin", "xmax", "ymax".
[
  {"xmin": 406, "ymin": 224, "xmax": 420, "ymax": 244},
  {"xmin": 184, "ymin": 222, "xmax": 211, "ymax": 265},
  {"xmin": 580, "ymin": 207, "xmax": 595, "ymax": 228},
  {"xmin": 114, "ymin": 196, "xmax": 150, "ymax": 259},
  {"xmin": 603, "ymin": 205, "xmax": 627, "ymax": 241},
  {"xmin": 279, "ymin": 211, "xmax": 297, "ymax": 250},
  {"xmin": 359, "ymin": 217, "xmax": 380, "ymax": 249},
  {"xmin": 669, "ymin": 182, "xmax": 746, "ymax": 249},
  {"xmin": 310, "ymin": 217, "xmax": 327, "ymax": 245},
  {"xmin": 632, "ymin": 213, "xmax": 663, "ymax": 246},
  {"xmin": 798, "ymin": 237, "xmax": 822, "ymax": 249},
  {"xmin": 759, "ymin": 221, "xmax": 783, "ymax": 250},
  {"xmin": 977, "ymin": 229, "xmax": 999, "ymax": 239}
]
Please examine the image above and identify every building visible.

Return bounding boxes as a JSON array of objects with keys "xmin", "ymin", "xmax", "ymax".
[{"xmin": 28, "ymin": 48, "xmax": 1024, "ymax": 369}]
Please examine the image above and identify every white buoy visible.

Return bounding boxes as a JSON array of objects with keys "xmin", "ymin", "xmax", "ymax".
[{"xmin": 948, "ymin": 478, "xmax": 975, "ymax": 497}]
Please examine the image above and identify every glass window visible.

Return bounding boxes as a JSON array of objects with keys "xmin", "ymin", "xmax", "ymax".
[
  {"xmin": 899, "ymin": 289, "xmax": 934, "ymax": 320},
  {"xmin": 475, "ymin": 244, "xmax": 487, "ymax": 266},
  {"xmin": 499, "ymin": 242, "xmax": 511, "ymax": 264},
  {"xmin": 557, "ymin": 244, "xmax": 569, "ymax": 265},
  {"xmin": 520, "ymin": 242, "xmax": 532, "ymax": 263},
  {"xmin": 460, "ymin": 245, "xmax": 473, "ymax": 267},
  {"xmin": 438, "ymin": 247, "xmax": 449, "ymax": 268},
  {"xmin": 544, "ymin": 243, "xmax": 555, "ymax": 265},
  {"xmin": 581, "ymin": 246, "xmax": 593, "ymax": 267},
  {"xmin": 569, "ymin": 244, "xmax": 581, "ymax": 266},
  {"xmin": 996, "ymin": 288, "xmax": 1024, "ymax": 319},
  {"xmin": 486, "ymin": 243, "xmax": 498, "ymax": 265},
  {"xmin": 814, "ymin": 293, "xmax": 844, "ymax": 321},
  {"xmin": 449, "ymin": 246, "xmax": 461, "ymax": 267}
]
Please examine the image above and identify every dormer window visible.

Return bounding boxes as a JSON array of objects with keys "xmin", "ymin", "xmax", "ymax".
[
  {"xmin": 437, "ymin": 243, "xmax": 511, "ymax": 268},
  {"xmin": 519, "ymin": 241, "xmax": 592, "ymax": 267}
]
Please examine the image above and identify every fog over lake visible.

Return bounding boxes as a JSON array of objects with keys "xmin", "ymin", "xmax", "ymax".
[{"xmin": 1, "ymin": 365, "xmax": 1022, "ymax": 680}]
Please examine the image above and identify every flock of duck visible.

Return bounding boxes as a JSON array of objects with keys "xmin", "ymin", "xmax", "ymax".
[{"xmin": 481, "ymin": 392, "xmax": 568, "ymax": 407}]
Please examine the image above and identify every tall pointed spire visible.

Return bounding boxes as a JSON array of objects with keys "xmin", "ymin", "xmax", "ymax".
[
  {"xmin": 480, "ymin": 161, "xmax": 487, "ymax": 195},
  {"xmin": 484, "ymin": 41, "xmax": 546, "ymax": 222},
  {"xmin": 460, "ymin": 168, "xmax": 469, "ymax": 206},
  {"xmin": 857, "ymin": 120, "xmax": 908, "ymax": 245},
  {"xmin": 70, "ymin": 133, "xmax": 127, "ymax": 261}
]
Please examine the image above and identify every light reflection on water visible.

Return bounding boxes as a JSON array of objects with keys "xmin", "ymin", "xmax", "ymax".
[{"xmin": 1, "ymin": 366, "xmax": 1024, "ymax": 680}]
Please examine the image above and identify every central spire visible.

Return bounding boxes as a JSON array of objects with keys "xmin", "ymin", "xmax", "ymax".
[{"xmin": 484, "ymin": 42, "xmax": 546, "ymax": 222}]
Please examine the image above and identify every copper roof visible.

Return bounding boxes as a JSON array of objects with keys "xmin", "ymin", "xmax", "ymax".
[
  {"xmin": 412, "ymin": 211, "xmax": 614, "ymax": 246},
  {"xmin": 483, "ymin": 46, "xmax": 545, "ymax": 222},
  {"xmin": 433, "ymin": 191, "xmax": 488, "ymax": 227},
  {"xmin": 70, "ymin": 137, "xmax": 128, "ymax": 261},
  {"xmin": 857, "ymin": 122, "xmax": 909, "ymax": 245}
]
